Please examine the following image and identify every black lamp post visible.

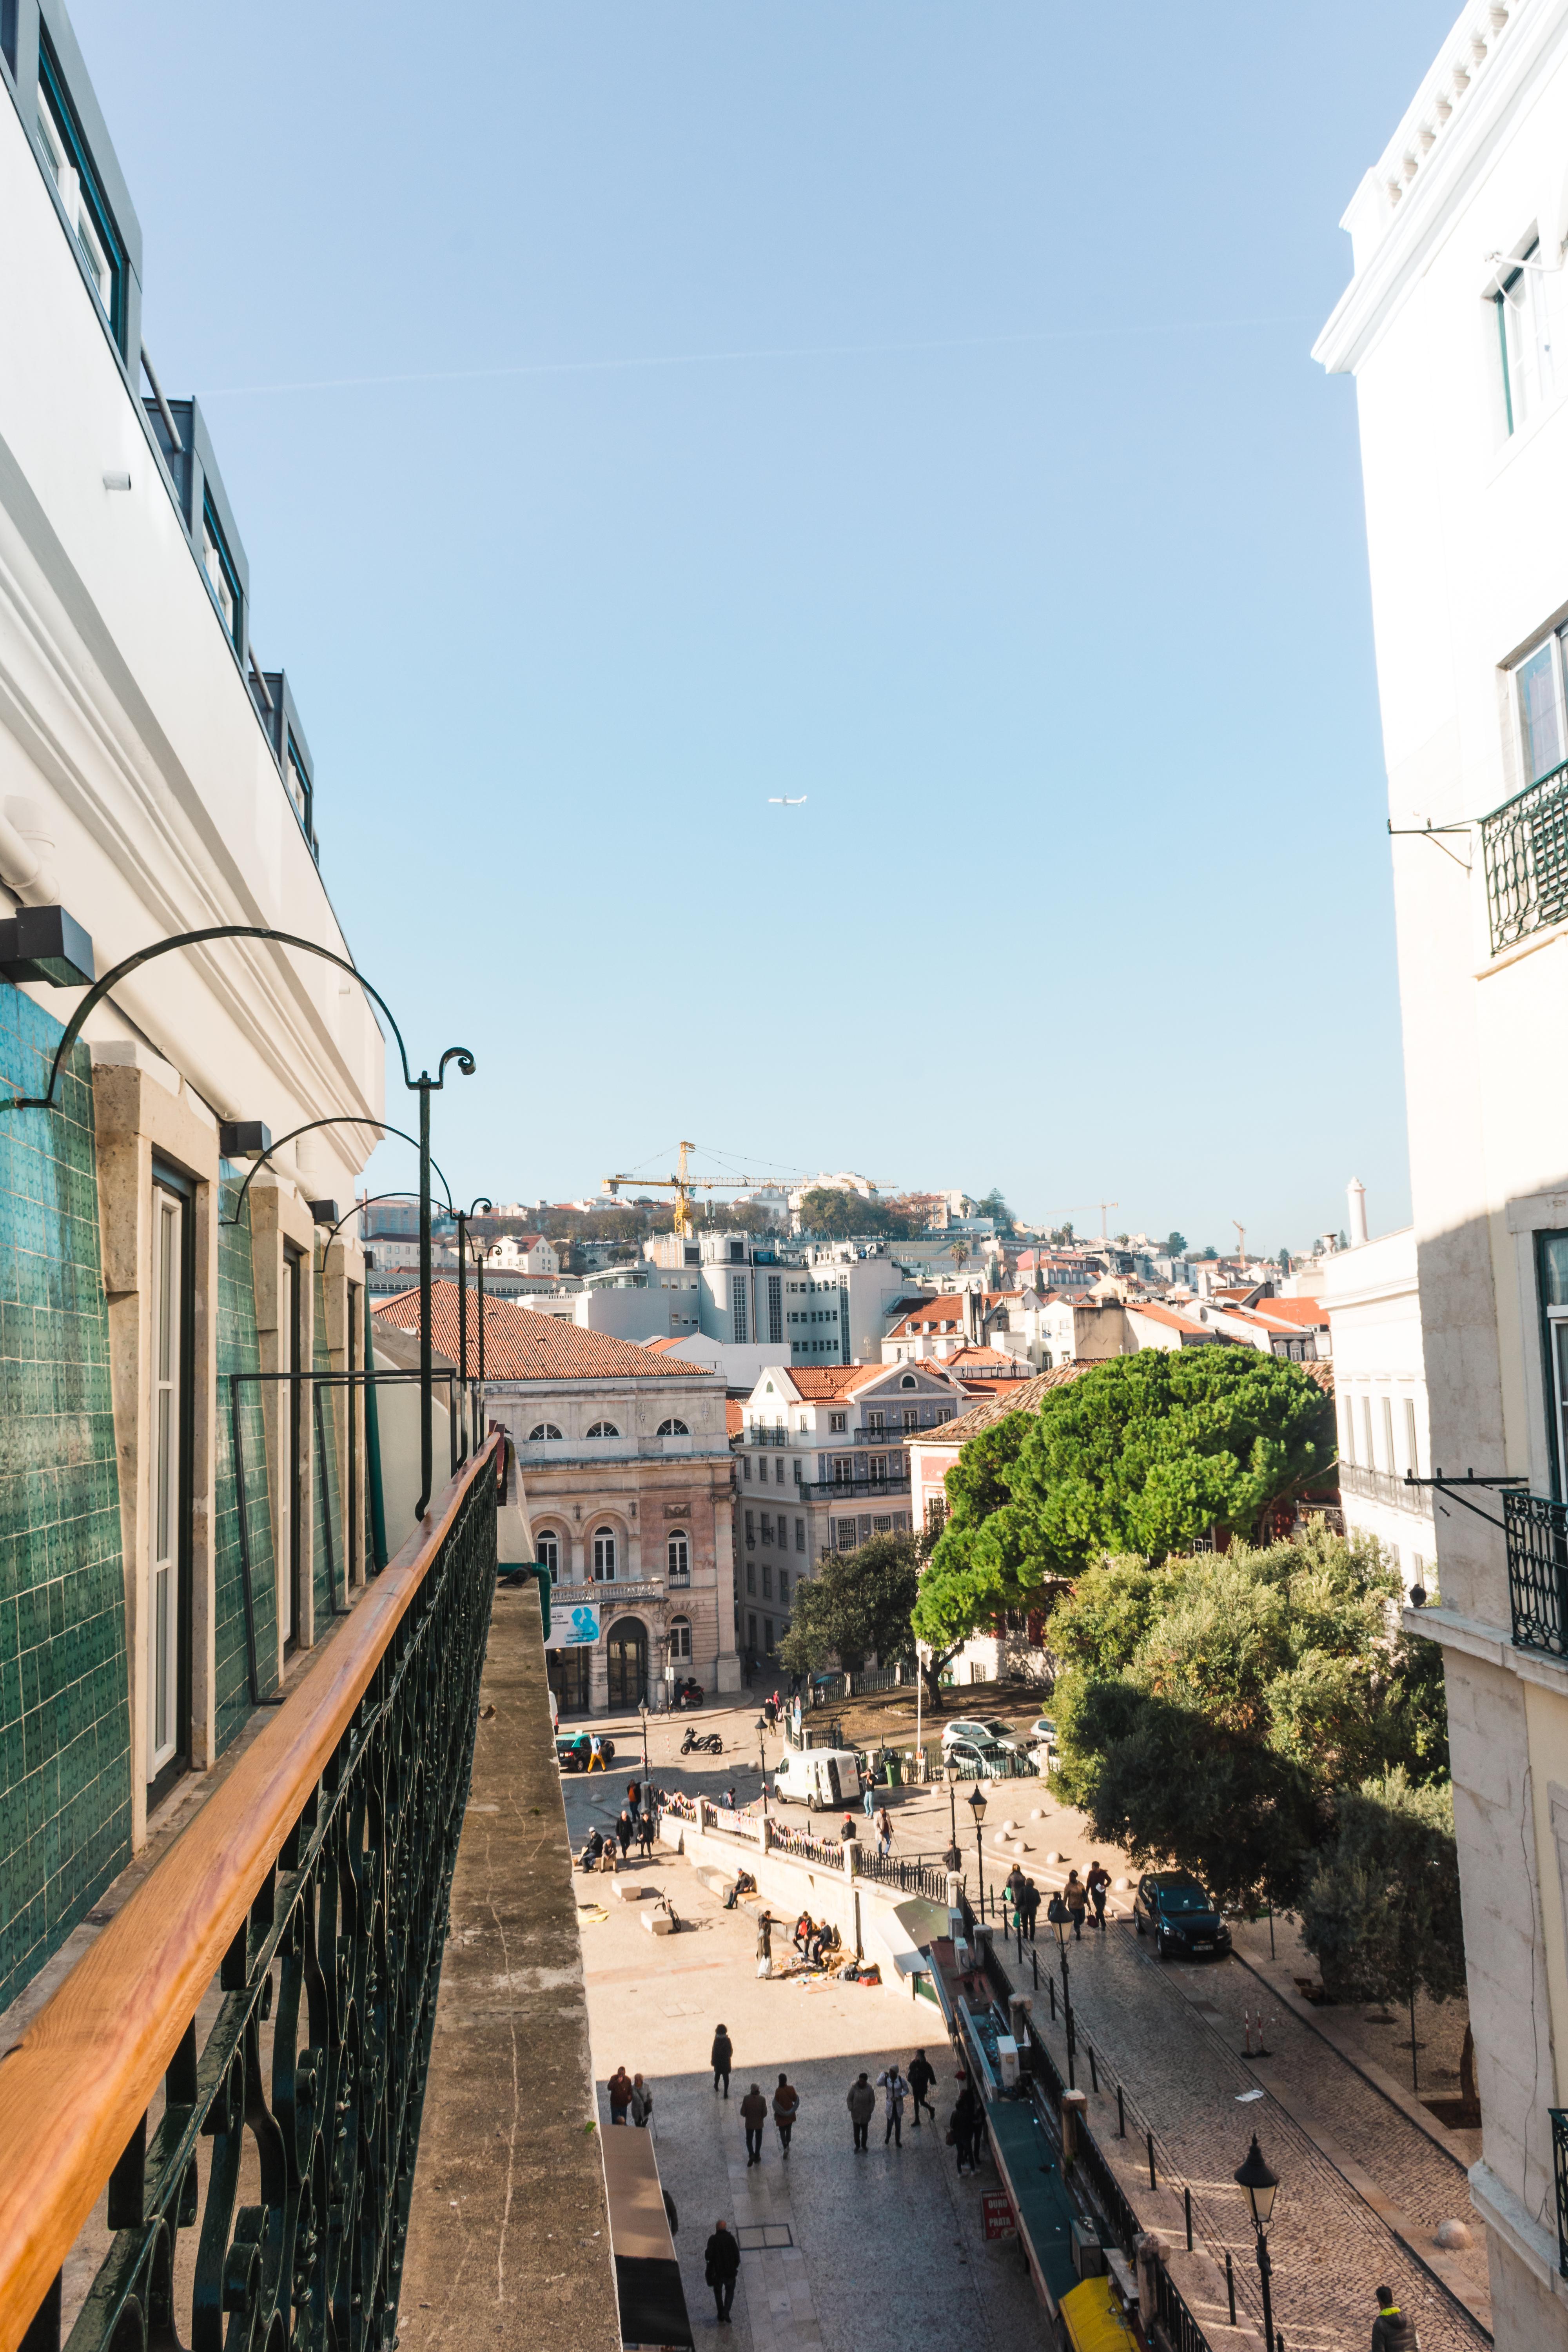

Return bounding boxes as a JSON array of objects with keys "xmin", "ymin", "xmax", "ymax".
[
  {"xmin": 1234, "ymin": 2134, "xmax": 1279, "ymax": 2352},
  {"xmin": 455, "ymin": 1197, "xmax": 493, "ymax": 1464},
  {"xmin": 0, "ymin": 918, "xmax": 475, "ymax": 1524},
  {"xmin": 967, "ymin": 1782, "xmax": 987, "ymax": 1920},
  {"xmin": 756, "ymin": 1714, "xmax": 770, "ymax": 1815},
  {"xmin": 638, "ymin": 1697, "xmax": 651, "ymax": 1781},
  {"xmin": 1046, "ymin": 1892, "xmax": 1077, "ymax": 2089}
]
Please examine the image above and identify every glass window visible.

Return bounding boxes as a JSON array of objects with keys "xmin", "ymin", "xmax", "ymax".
[
  {"xmin": 1497, "ymin": 245, "xmax": 1555, "ymax": 435},
  {"xmin": 667, "ymin": 1531, "xmax": 689, "ymax": 1581},
  {"xmin": 1361, "ymin": 1396, "xmax": 1375, "ymax": 1471},
  {"xmin": 586, "ymin": 1420, "xmax": 620, "ymax": 1439},
  {"xmin": 1541, "ymin": 1231, "xmax": 1568, "ymax": 1497},
  {"xmin": 149, "ymin": 1187, "xmax": 184, "ymax": 1779},
  {"xmin": 1515, "ymin": 636, "xmax": 1567, "ymax": 784},
  {"xmin": 528, "ymin": 1422, "xmax": 563, "ymax": 1441},
  {"xmin": 779, "ymin": 1571, "xmax": 789, "ymax": 1604},
  {"xmin": 795, "ymin": 1516, "xmax": 805, "ymax": 1552},
  {"xmin": 36, "ymin": 46, "xmax": 124, "ymax": 340},
  {"xmin": 1381, "ymin": 1397, "xmax": 1395, "ymax": 1475},
  {"xmin": 592, "ymin": 1526, "xmax": 616, "ymax": 1581},
  {"xmin": 537, "ymin": 1530, "xmax": 560, "ymax": 1580},
  {"xmin": 670, "ymin": 1616, "xmax": 691, "ymax": 1661},
  {"xmin": 657, "ymin": 1417, "xmax": 690, "ymax": 1437},
  {"xmin": 1404, "ymin": 1398, "xmax": 1419, "ymax": 1478},
  {"xmin": 200, "ymin": 497, "xmax": 241, "ymax": 648}
]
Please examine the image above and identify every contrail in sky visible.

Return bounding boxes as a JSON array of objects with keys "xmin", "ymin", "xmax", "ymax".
[{"xmin": 203, "ymin": 316, "xmax": 1313, "ymax": 399}]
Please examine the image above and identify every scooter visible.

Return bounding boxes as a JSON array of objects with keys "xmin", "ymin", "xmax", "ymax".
[
  {"xmin": 672, "ymin": 1677, "xmax": 706, "ymax": 1709},
  {"xmin": 680, "ymin": 1727, "xmax": 724, "ymax": 1756}
]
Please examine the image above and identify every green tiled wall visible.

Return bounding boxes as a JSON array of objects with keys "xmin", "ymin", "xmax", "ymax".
[
  {"xmin": 312, "ymin": 1249, "xmax": 343, "ymax": 1625},
  {"xmin": 213, "ymin": 1174, "xmax": 278, "ymax": 1753},
  {"xmin": 0, "ymin": 990, "xmax": 129, "ymax": 2016}
]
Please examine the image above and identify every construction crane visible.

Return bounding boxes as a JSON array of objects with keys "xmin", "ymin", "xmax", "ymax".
[
  {"xmin": 1232, "ymin": 1220, "xmax": 1246, "ymax": 1262},
  {"xmin": 602, "ymin": 1140, "xmax": 776, "ymax": 1238}
]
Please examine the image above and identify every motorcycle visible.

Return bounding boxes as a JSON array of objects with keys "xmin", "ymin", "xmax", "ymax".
[
  {"xmin": 672, "ymin": 1676, "xmax": 705, "ymax": 1709},
  {"xmin": 680, "ymin": 1727, "xmax": 724, "ymax": 1757}
]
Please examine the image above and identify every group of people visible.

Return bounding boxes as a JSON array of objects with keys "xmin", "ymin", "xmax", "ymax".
[
  {"xmin": 1004, "ymin": 1859, "xmax": 1112, "ymax": 1940},
  {"xmin": 577, "ymin": 1779, "xmax": 662, "ymax": 1873},
  {"xmin": 790, "ymin": 1910, "xmax": 842, "ymax": 1968},
  {"xmin": 605, "ymin": 2065, "xmax": 655, "ymax": 2127}
]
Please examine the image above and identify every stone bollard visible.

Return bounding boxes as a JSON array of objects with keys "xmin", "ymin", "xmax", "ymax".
[
  {"xmin": 946, "ymin": 1872, "xmax": 964, "ymax": 1911},
  {"xmin": 845, "ymin": 1839, "xmax": 860, "ymax": 1879},
  {"xmin": 1134, "ymin": 2231, "xmax": 1166, "ymax": 2323},
  {"xmin": 761, "ymin": 1813, "xmax": 773, "ymax": 1853},
  {"xmin": 1061, "ymin": 2087, "xmax": 1087, "ymax": 2164}
]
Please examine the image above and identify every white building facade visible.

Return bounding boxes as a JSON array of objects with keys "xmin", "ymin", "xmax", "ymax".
[
  {"xmin": 1321, "ymin": 1221, "xmax": 1435, "ymax": 1598},
  {"xmin": 1317, "ymin": 4, "xmax": 1568, "ymax": 2334}
]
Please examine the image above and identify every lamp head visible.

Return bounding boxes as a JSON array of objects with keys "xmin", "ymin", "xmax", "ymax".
[
  {"xmin": 1233, "ymin": 2134, "xmax": 1278, "ymax": 2229},
  {"xmin": 967, "ymin": 1784, "xmax": 987, "ymax": 1825}
]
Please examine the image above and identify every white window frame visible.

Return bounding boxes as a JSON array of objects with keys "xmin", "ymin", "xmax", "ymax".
[
  {"xmin": 148, "ymin": 1187, "xmax": 183, "ymax": 1778},
  {"xmin": 1511, "ymin": 624, "xmax": 1568, "ymax": 788},
  {"xmin": 1496, "ymin": 242, "xmax": 1555, "ymax": 437},
  {"xmin": 537, "ymin": 1529, "xmax": 560, "ymax": 1581},
  {"xmin": 670, "ymin": 1615, "xmax": 692, "ymax": 1661},
  {"xmin": 36, "ymin": 77, "xmax": 112, "ymax": 313},
  {"xmin": 593, "ymin": 1525, "xmax": 617, "ymax": 1581}
]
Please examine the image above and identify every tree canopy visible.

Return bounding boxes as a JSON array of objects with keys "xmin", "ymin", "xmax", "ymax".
[
  {"xmin": 1049, "ymin": 1531, "xmax": 1450, "ymax": 1910},
  {"xmin": 1298, "ymin": 1769, "xmax": 1464, "ymax": 2020},
  {"xmin": 1165, "ymin": 1231, "xmax": 1187, "ymax": 1256},
  {"xmin": 779, "ymin": 1532, "xmax": 918, "ymax": 1675}
]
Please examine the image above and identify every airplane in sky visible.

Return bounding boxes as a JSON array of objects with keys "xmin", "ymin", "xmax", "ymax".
[{"xmin": 766, "ymin": 795, "xmax": 807, "ymax": 806}]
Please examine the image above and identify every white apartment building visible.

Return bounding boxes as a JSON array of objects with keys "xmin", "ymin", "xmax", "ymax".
[
  {"xmin": 1316, "ymin": 5, "xmax": 1568, "ymax": 2333},
  {"xmin": 1321, "ymin": 1210, "xmax": 1435, "ymax": 1598}
]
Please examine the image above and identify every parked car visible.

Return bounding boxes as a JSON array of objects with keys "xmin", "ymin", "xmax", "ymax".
[
  {"xmin": 1027, "ymin": 1714, "xmax": 1058, "ymax": 1751},
  {"xmin": 555, "ymin": 1731, "xmax": 616, "ymax": 1773},
  {"xmin": 944, "ymin": 1735, "xmax": 1012, "ymax": 1775},
  {"xmin": 1132, "ymin": 1871, "xmax": 1231, "ymax": 1959},
  {"xmin": 942, "ymin": 1717, "xmax": 1011, "ymax": 1751},
  {"xmin": 773, "ymin": 1746, "xmax": 862, "ymax": 1809}
]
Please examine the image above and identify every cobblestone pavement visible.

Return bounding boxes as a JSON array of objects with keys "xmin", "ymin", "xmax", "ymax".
[
  {"xmin": 561, "ymin": 1751, "xmax": 1050, "ymax": 2350},
  {"xmin": 994, "ymin": 1921, "xmax": 1487, "ymax": 2352}
]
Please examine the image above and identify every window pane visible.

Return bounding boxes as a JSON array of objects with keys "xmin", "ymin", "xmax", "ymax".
[
  {"xmin": 1518, "ymin": 643, "xmax": 1564, "ymax": 783},
  {"xmin": 1543, "ymin": 1233, "xmax": 1568, "ymax": 1307}
]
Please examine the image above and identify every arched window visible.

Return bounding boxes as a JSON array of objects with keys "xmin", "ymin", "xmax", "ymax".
[
  {"xmin": 900, "ymin": 1374, "xmax": 917, "ymax": 1390},
  {"xmin": 667, "ymin": 1531, "xmax": 690, "ymax": 1584},
  {"xmin": 657, "ymin": 1417, "xmax": 690, "ymax": 1437},
  {"xmin": 593, "ymin": 1526, "xmax": 617, "ymax": 1581},
  {"xmin": 537, "ymin": 1530, "xmax": 560, "ymax": 1580},
  {"xmin": 586, "ymin": 1420, "xmax": 620, "ymax": 1439},
  {"xmin": 529, "ymin": 1422, "xmax": 563, "ymax": 1442},
  {"xmin": 669, "ymin": 1615, "xmax": 692, "ymax": 1661}
]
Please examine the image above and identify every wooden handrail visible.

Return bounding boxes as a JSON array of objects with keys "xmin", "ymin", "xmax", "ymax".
[{"xmin": 0, "ymin": 1434, "xmax": 501, "ymax": 2352}]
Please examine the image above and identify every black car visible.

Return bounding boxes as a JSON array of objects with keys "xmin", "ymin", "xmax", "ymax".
[{"xmin": 1133, "ymin": 1871, "xmax": 1231, "ymax": 1959}]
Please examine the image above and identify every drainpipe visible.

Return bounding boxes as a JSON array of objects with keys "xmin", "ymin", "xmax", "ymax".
[{"xmin": 0, "ymin": 800, "xmax": 60, "ymax": 906}]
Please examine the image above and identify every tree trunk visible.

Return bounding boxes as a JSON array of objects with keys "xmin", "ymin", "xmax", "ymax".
[{"xmin": 919, "ymin": 1655, "xmax": 953, "ymax": 1715}]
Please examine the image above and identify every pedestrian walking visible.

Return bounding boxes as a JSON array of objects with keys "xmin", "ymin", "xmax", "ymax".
[
  {"xmin": 1065, "ymin": 1869, "xmax": 1088, "ymax": 1940},
  {"xmin": 608, "ymin": 2066, "xmax": 633, "ymax": 2125},
  {"xmin": 862, "ymin": 1778, "xmax": 876, "ymax": 1818},
  {"xmin": 704, "ymin": 2221, "xmax": 740, "ymax": 2325},
  {"xmin": 877, "ymin": 2064, "xmax": 908, "ymax": 2148},
  {"xmin": 942, "ymin": 1838, "xmax": 962, "ymax": 1875},
  {"xmin": 756, "ymin": 1911, "xmax": 775, "ymax": 1979},
  {"xmin": 637, "ymin": 1808, "xmax": 655, "ymax": 1857},
  {"xmin": 1371, "ymin": 2286, "xmax": 1419, "ymax": 2350},
  {"xmin": 1087, "ymin": 1859, "xmax": 1111, "ymax": 1929},
  {"xmin": 951, "ymin": 2080, "xmax": 983, "ymax": 2174},
  {"xmin": 1020, "ymin": 1878, "xmax": 1040, "ymax": 1944},
  {"xmin": 840, "ymin": 1811, "xmax": 858, "ymax": 1844},
  {"xmin": 875, "ymin": 1805, "xmax": 893, "ymax": 1859},
  {"xmin": 907, "ymin": 2049, "xmax": 936, "ymax": 2128},
  {"xmin": 724, "ymin": 1785, "xmax": 737, "ymax": 1813},
  {"xmin": 615, "ymin": 1807, "xmax": 635, "ymax": 1859},
  {"xmin": 740, "ymin": 2083, "xmax": 768, "ymax": 2166},
  {"xmin": 588, "ymin": 1733, "xmax": 606, "ymax": 1772},
  {"xmin": 1006, "ymin": 1862, "xmax": 1026, "ymax": 1916},
  {"xmin": 630, "ymin": 2073, "xmax": 653, "ymax": 2129},
  {"xmin": 772, "ymin": 2073, "xmax": 800, "ymax": 2158},
  {"xmin": 711, "ymin": 2024, "xmax": 733, "ymax": 2098},
  {"xmin": 764, "ymin": 1694, "xmax": 777, "ymax": 1729},
  {"xmin": 847, "ymin": 2072, "xmax": 876, "ymax": 2152},
  {"xmin": 626, "ymin": 1777, "xmax": 642, "ymax": 1815}
]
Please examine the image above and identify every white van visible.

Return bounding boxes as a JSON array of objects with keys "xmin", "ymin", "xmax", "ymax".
[{"xmin": 773, "ymin": 1746, "xmax": 862, "ymax": 1811}]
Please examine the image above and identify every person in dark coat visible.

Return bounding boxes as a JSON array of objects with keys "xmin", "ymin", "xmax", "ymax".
[
  {"xmin": 711, "ymin": 2024, "xmax": 733, "ymax": 2097},
  {"xmin": 1020, "ymin": 1878, "xmax": 1041, "ymax": 1944},
  {"xmin": 615, "ymin": 1808, "xmax": 635, "ymax": 1859},
  {"xmin": 704, "ymin": 2221, "xmax": 740, "ymax": 2324},
  {"xmin": 1371, "ymin": 2287, "xmax": 1418, "ymax": 2350},
  {"xmin": 907, "ymin": 2049, "xmax": 936, "ymax": 2127},
  {"xmin": 637, "ymin": 1808, "xmax": 655, "ymax": 1857},
  {"xmin": 952, "ymin": 2080, "xmax": 983, "ymax": 2174},
  {"xmin": 847, "ymin": 2072, "xmax": 876, "ymax": 2152},
  {"xmin": 772, "ymin": 2072, "xmax": 800, "ymax": 2158},
  {"xmin": 740, "ymin": 2082, "xmax": 768, "ymax": 2165},
  {"xmin": 662, "ymin": 2188, "xmax": 678, "ymax": 2239}
]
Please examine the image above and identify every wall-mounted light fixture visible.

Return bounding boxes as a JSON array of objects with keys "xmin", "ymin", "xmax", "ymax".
[
  {"xmin": 219, "ymin": 1120, "xmax": 272, "ymax": 1160},
  {"xmin": 308, "ymin": 1199, "xmax": 340, "ymax": 1228},
  {"xmin": 0, "ymin": 906, "xmax": 95, "ymax": 988},
  {"xmin": 102, "ymin": 471, "xmax": 131, "ymax": 491}
]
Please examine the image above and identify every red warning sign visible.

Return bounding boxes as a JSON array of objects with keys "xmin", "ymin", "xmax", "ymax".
[{"xmin": 982, "ymin": 2190, "xmax": 1016, "ymax": 2241}]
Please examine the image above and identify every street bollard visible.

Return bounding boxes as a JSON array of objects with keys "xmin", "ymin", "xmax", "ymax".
[
  {"xmin": 1147, "ymin": 2130, "xmax": 1156, "ymax": 2191},
  {"xmin": 1117, "ymin": 2083, "xmax": 1125, "ymax": 2138},
  {"xmin": 1088, "ymin": 2045, "xmax": 1098, "ymax": 2094},
  {"xmin": 1031, "ymin": 1946, "xmax": 1038, "ymax": 1992},
  {"xmin": 1226, "ymin": 2251, "xmax": 1236, "ymax": 2325},
  {"xmin": 1184, "ymin": 2186, "xmax": 1192, "ymax": 2250}
]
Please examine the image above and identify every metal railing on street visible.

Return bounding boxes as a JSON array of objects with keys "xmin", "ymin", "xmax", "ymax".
[
  {"xmin": 1154, "ymin": 2263, "xmax": 1215, "ymax": 2352},
  {"xmin": 769, "ymin": 1826, "xmax": 846, "ymax": 1871},
  {"xmin": 1506, "ymin": 1489, "xmax": 1568, "ymax": 1658},
  {"xmin": 1483, "ymin": 754, "xmax": 1568, "ymax": 952},
  {"xmin": 853, "ymin": 1849, "xmax": 952, "ymax": 1902},
  {"xmin": 0, "ymin": 1434, "xmax": 503, "ymax": 2352}
]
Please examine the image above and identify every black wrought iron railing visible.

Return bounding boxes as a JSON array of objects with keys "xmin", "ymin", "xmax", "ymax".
[
  {"xmin": 1483, "ymin": 756, "xmax": 1568, "ymax": 952},
  {"xmin": 806, "ymin": 1474, "xmax": 913, "ymax": 1499},
  {"xmin": 0, "ymin": 1438, "xmax": 502, "ymax": 2352},
  {"xmin": 769, "ymin": 1826, "xmax": 846, "ymax": 1870},
  {"xmin": 1506, "ymin": 1490, "xmax": 1568, "ymax": 1657},
  {"xmin": 1154, "ymin": 2260, "xmax": 1215, "ymax": 2352},
  {"xmin": 853, "ymin": 1849, "xmax": 953, "ymax": 1902}
]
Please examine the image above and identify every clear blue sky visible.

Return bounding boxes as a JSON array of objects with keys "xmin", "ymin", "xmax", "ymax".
[{"xmin": 69, "ymin": 2, "xmax": 1454, "ymax": 1253}]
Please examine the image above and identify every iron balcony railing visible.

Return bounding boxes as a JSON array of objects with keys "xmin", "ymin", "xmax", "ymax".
[
  {"xmin": 1483, "ymin": 755, "xmax": 1568, "ymax": 953},
  {"xmin": 748, "ymin": 1427, "xmax": 788, "ymax": 1446},
  {"xmin": 806, "ymin": 1474, "xmax": 913, "ymax": 1499},
  {"xmin": 1338, "ymin": 1461, "xmax": 1436, "ymax": 1518},
  {"xmin": 856, "ymin": 1426, "xmax": 916, "ymax": 1445},
  {"xmin": 0, "ymin": 1436, "xmax": 502, "ymax": 2352},
  {"xmin": 1506, "ymin": 1489, "xmax": 1568, "ymax": 1658}
]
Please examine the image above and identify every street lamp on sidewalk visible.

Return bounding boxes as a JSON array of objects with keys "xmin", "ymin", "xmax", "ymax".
[
  {"xmin": 1045, "ymin": 1893, "xmax": 1077, "ymax": 2089},
  {"xmin": 967, "ymin": 1782, "xmax": 987, "ymax": 1921},
  {"xmin": 1234, "ymin": 2134, "xmax": 1279, "ymax": 2352},
  {"xmin": 638, "ymin": 1697, "xmax": 651, "ymax": 1782},
  {"xmin": 755, "ymin": 1715, "xmax": 770, "ymax": 1814}
]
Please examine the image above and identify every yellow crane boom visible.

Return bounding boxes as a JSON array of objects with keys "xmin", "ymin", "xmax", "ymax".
[{"xmin": 601, "ymin": 1140, "xmax": 774, "ymax": 1237}]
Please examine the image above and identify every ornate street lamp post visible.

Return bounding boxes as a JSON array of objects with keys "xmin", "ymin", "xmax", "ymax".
[
  {"xmin": 638, "ymin": 1697, "xmax": 651, "ymax": 1781},
  {"xmin": 756, "ymin": 1714, "xmax": 770, "ymax": 1815},
  {"xmin": 967, "ymin": 1781, "xmax": 987, "ymax": 1921},
  {"xmin": 454, "ymin": 1197, "xmax": 494, "ymax": 1464},
  {"xmin": 1234, "ymin": 2134, "xmax": 1279, "ymax": 2352},
  {"xmin": 1046, "ymin": 1892, "xmax": 1077, "ymax": 2088}
]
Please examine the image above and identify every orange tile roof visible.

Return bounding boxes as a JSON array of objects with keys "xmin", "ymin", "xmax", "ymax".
[
  {"xmin": 726, "ymin": 1400, "xmax": 745, "ymax": 1437},
  {"xmin": 372, "ymin": 1282, "xmax": 713, "ymax": 1382},
  {"xmin": 886, "ymin": 1292, "xmax": 1009, "ymax": 1339},
  {"xmin": 943, "ymin": 1346, "xmax": 1024, "ymax": 1370},
  {"xmin": 905, "ymin": 1363, "xmax": 1094, "ymax": 1445},
  {"xmin": 1128, "ymin": 1301, "xmax": 1213, "ymax": 1338},
  {"xmin": 1256, "ymin": 1296, "xmax": 1330, "ymax": 1328}
]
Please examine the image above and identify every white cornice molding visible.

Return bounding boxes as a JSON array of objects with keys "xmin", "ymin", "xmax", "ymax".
[{"xmin": 1314, "ymin": 0, "xmax": 1568, "ymax": 377}]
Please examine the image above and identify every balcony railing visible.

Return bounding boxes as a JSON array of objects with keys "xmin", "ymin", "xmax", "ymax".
[
  {"xmin": 1483, "ymin": 756, "xmax": 1568, "ymax": 953},
  {"xmin": 748, "ymin": 1427, "xmax": 788, "ymax": 1446},
  {"xmin": 1506, "ymin": 1489, "xmax": 1568, "ymax": 1658},
  {"xmin": 0, "ymin": 1435, "xmax": 502, "ymax": 2352},
  {"xmin": 806, "ymin": 1474, "xmax": 913, "ymax": 1499},
  {"xmin": 854, "ymin": 1428, "xmax": 915, "ymax": 1446},
  {"xmin": 1338, "ymin": 1461, "xmax": 1435, "ymax": 1518}
]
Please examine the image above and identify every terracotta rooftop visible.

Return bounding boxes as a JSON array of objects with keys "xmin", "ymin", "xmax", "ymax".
[
  {"xmin": 372, "ymin": 1283, "xmax": 711, "ymax": 1382},
  {"xmin": 1128, "ymin": 1301, "xmax": 1213, "ymax": 1339},
  {"xmin": 887, "ymin": 1292, "xmax": 1008, "ymax": 1339},
  {"xmin": 904, "ymin": 1363, "xmax": 1094, "ymax": 1445}
]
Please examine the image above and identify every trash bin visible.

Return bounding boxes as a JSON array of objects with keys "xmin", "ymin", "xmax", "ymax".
[{"xmin": 885, "ymin": 1751, "xmax": 903, "ymax": 1787}]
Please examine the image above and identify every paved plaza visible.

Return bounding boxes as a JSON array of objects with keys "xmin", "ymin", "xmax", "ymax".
[{"xmin": 573, "ymin": 1699, "xmax": 1492, "ymax": 2352}]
